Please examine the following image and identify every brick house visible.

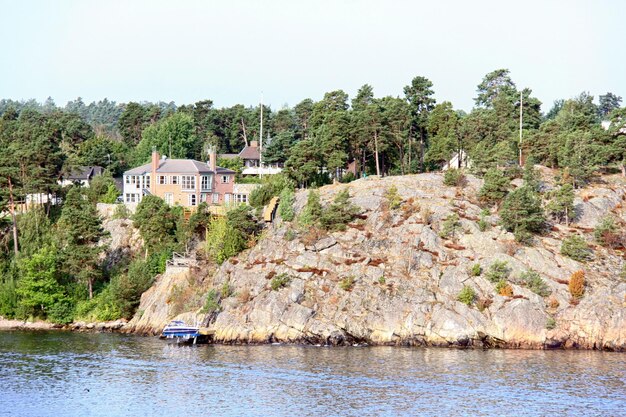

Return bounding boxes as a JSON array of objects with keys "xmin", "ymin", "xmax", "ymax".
[{"xmin": 122, "ymin": 150, "xmax": 235, "ymax": 207}]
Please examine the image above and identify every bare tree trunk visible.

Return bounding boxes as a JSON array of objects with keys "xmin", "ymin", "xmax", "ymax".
[
  {"xmin": 374, "ymin": 131, "xmax": 380, "ymax": 176},
  {"xmin": 419, "ymin": 128, "xmax": 425, "ymax": 173},
  {"xmin": 241, "ymin": 118, "xmax": 248, "ymax": 147},
  {"xmin": 88, "ymin": 277, "xmax": 93, "ymax": 300},
  {"xmin": 408, "ymin": 137, "xmax": 412, "ymax": 174},
  {"xmin": 8, "ymin": 176, "xmax": 18, "ymax": 256}
]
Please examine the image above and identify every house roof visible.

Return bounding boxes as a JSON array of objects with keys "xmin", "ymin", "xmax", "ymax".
[
  {"xmin": 219, "ymin": 153, "xmax": 239, "ymax": 160},
  {"xmin": 238, "ymin": 145, "xmax": 260, "ymax": 160},
  {"xmin": 66, "ymin": 166, "xmax": 104, "ymax": 180},
  {"xmin": 123, "ymin": 159, "xmax": 235, "ymax": 175}
]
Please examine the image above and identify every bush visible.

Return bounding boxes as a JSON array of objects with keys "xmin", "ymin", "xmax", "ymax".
[
  {"xmin": 569, "ymin": 270, "xmax": 585, "ymax": 299},
  {"xmin": 439, "ymin": 213, "xmax": 460, "ymax": 238},
  {"xmin": 384, "ymin": 185, "xmax": 402, "ymax": 210},
  {"xmin": 469, "ymin": 263, "xmax": 482, "ymax": 277},
  {"xmin": 339, "ymin": 276, "xmax": 356, "ymax": 291},
  {"xmin": 594, "ymin": 216, "xmax": 621, "ymax": 247},
  {"xmin": 499, "ymin": 186, "xmax": 545, "ymax": 242},
  {"xmin": 546, "ymin": 184, "xmax": 575, "ymax": 225},
  {"xmin": 443, "ymin": 169, "xmax": 465, "ymax": 187},
  {"xmin": 284, "ymin": 228, "xmax": 297, "ymax": 241},
  {"xmin": 249, "ymin": 174, "xmax": 294, "ymax": 209},
  {"xmin": 299, "ymin": 190, "xmax": 323, "ymax": 227},
  {"xmin": 320, "ymin": 189, "xmax": 360, "ymax": 232},
  {"xmin": 278, "ymin": 188, "xmax": 295, "ymax": 222},
  {"xmin": 478, "ymin": 168, "xmax": 510, "ymax": 206},
  {"xmin": 485, "ymin": 260, "xmax": 510, "ymax": 283},
  {"xmin": 271, "ymin": 274, "xmax": 291, "ymax": 291},
  {"xmin": 495, "ymin": 279, "xmax": 513, "ymax": 296},
  {"xmin": 561, "ymin": 235, "xmax": 592, "ymax": 262},
  {"xmin": 546, "ymin": 317, "xmax": 557, "ymax": 330},
  {"xmin": 113, "ymin": 204, "xmax": 130, "ymax": 220},
  {"xmin": 519, "ymin": 270, "xmax": 551, "ymax": 297},
  {"xmin": 457, "ymin": 285, "xmax": 476, "ymax": 305},
  {"xmin": 221, "ymin": 282, "xmax": 233, "ymax": 298},
  {"xmin": 478, "ymin": 209, "xmax": 490, "ymax": 232},
  {"xmin": 201, "ymin": 289, "xmax": 221, "ymax": 314}
]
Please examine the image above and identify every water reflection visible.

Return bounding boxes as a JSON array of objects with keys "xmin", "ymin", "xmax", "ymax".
[{"xmin": 0, "ymin": 332, "xmax": 624, "ymax": 416}]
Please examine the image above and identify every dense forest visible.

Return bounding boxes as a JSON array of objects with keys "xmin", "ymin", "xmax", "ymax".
[{"xmin": 1, "ymin": 68, "xmax": 625, "ymax": 324}]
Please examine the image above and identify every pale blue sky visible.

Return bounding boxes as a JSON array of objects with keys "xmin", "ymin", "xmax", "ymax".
[{"xmin": 1, "ymin": 0, "xmax": 624, "ymax": 112}]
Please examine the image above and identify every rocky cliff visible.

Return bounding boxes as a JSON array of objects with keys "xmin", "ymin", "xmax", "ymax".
[{"xmin": 199, "ymin": 173, "xmax": 625, "ymax": 350}]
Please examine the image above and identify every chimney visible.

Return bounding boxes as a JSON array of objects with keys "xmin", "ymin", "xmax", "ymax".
[
  {"xmin": 208, "ymin": 146, "xmax": 217, "ymax": 172},
  {"xmin": 151, "ymin": 148, "xmax": 160, "ymax": 172},
  {"xmin": 250, "ymin": 140, "xmax": 258, "ymax": 148}
]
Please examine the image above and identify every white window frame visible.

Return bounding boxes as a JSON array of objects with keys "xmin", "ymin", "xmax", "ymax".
[
  {"xmin": 212, "ymin": 193, "xmax": 219, "ymax": 204},
  {"xmin": 201, "ymin": 175, "xmax": 212, "ymax": 190},
  {"xmin": 145, "ymin": 175, "xmax": 150, "ymax": 188},
  {"xmin": 164, "ymin": 193, "xmax": 173, "ymax": 206},
  {"xmin": 224, "ymin": 193, "xmax": 231, "ymax": 204},
  {"xmin": 182, "ymin": 175, "xmax": 196, "ymax": 190},
  {"xmin": 171, "ymin": 175, "xmax": 179, "ymax": 185},
  {"xmin": 221, "ymin": 175, "xmax": 230, "ymax": 183},
  {"xmin": 158, "ymin": 175, "xmax": 167, "ymax": 185},
  {"xmin": 189, "ymin": 194, "xmax": 197, "ymax": 206}
]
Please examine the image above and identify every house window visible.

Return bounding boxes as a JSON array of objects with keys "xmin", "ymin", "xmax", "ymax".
[
  {"xmin": 145, "ymin": 175, "xmax": 150, "ymax": 188},
  {"xmin": 164, "ymin": 193, "xmax": 173, "ymax": 205},
  {"xmin": 212, "ymin": 193, "xmax": 219, "ymax": 204},
  {"xmin": 221, "ymin": 175, "xmax": 230, "ymax": 183},
  {"xmin": 125, "ymin": 193, "xmax": 131, "ymax": 203},
  {"xmin": 200, "ymin": 193, "xmax": 207, "ymax": 203},
  {"xmin": 189, "ymin": 194, "xmax": 197, "ymax": 206},
  {"xmin": 201, "ymin": 175, "xmax": 212, "ymax": 190},
  {"xmin": 159, "ymin": 175, "xmax": 167, "ymax": 185},
  {"xmin": 235, "ymin": 194, "xmax": 248, "ymax": 204},
  {"xmin": 171, "ymin": 176, "xmax": 179, "ymax": 185},
  {"xmin": 182, "ymin": 175, "xmax": 195, "ymax": 190},
  {"xmin": 125, "ymin": 176, "xmax": 129, "ymax": 184},
  {"xmin": 130, "ymin": 176, "xmax": 136, "ymax": 184},
  {"xmin": 224, "ymin": 194, "xmax": 231, "ymax": 204}
]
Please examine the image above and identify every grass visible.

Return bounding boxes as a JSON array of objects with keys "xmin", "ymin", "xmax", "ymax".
[{"xmin": 270, "ymin": 273, "xmax": 291, "ymax": 291}]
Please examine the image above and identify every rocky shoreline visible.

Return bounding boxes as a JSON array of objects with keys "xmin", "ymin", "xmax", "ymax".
[{"xmin": 4, "ymin": 173, "xmax": 625, "ymax": 352}]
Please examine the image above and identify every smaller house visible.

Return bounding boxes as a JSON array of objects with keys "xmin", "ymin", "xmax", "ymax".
[
  {"xmin": 238, "ymin": 140, "xmax": 283, "ymax": 176},
  {"xmin": 59, "ymin": 166, "xmax": 104, "ymax": 187},
  {"xmin": 442, "ymin": 150, "xmax": 472, "ymax": 171}
]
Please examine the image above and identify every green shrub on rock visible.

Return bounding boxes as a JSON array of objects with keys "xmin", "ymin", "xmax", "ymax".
[
  {"xmin": 443, "ymin": 169, "xmax": 465, "ymax": 187},
  {"xmin": 519, "ymin": 270, "xmax": 551, "ymax": 297},
  {"xmin": 270, "ymin": 274, "xmax": 291, "ymax": 291},
  {"xmin": 485, "ymin": 260, "xmax": 510, "ymax": 283},
  {"xmin": 457, "ymin": 285, "xmax": 476, "ymax": 305},
  {"xmin": 561, "ymin": 235, "xmax": 593, "ymax": 262},
  {"xmin": 478, "ymin": 168, "xmax": 510, "ymax": 206},
  {"xmin": 339, "ymin": 276, "xmax": 356, "ymax": 291},
  {"xmin": 469, "ymin": 263, "xmax": 482, "ymax": 277}
]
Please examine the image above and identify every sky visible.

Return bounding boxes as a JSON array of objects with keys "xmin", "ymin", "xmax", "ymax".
[{"xmin": 1, "ymin": 0, "xmax": 624, "ymax": 113}]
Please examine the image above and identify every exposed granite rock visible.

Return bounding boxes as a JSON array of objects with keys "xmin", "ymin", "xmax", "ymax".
[{"xmin": 126, "ymin": 172, "xmax": 626, "ymax": 350}]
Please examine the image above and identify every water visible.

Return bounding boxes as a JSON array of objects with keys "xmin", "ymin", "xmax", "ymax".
[{"xmin": 0, "ymin": 331, "xmax": 624, "ymax": 417}]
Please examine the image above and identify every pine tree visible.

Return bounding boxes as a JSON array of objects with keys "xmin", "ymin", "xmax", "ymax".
[
  {"xmin": 56, "ymin": 187, "xmax": 107, "ymax": 299},
  {"xmin": 499, "ymin": 186, "xmax": 545, "ymax": 242},
  {"xmin": 546, "ymin": 183, "xmax": 575, "ymax": 225},
  {"xmin": 478, "ymin": 168, "xmax": 510, "ymax": 206}
]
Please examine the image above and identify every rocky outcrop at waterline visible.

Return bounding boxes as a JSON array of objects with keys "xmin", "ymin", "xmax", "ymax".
[{"xmin": 130, "ymin": 172, "xmax": 626, "ymax": 350}]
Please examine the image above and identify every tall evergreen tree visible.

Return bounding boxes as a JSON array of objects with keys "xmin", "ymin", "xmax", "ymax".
[{"xmin": 404, "ymin": 76, "xmax": 436, "ymax": 173}]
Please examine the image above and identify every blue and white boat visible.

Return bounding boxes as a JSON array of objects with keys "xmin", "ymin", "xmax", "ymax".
[{"xmin": 161, "ymin": 320, "xmax": 200, "ymax": 344}]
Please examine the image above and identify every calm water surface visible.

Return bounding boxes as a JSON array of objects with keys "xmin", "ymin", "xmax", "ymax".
[{"xmin": 0, "ymin": 331, "xmax": 624, "ymax": 416}]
